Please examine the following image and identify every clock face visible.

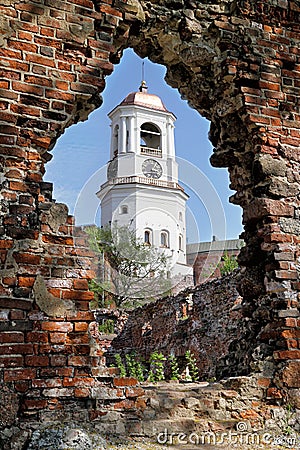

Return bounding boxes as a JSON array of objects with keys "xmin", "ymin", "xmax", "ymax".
[
  {"xmin": 142, "ymin": 159, "xmax": 163, "ymax": 179},
  {"xmin": 107, "ymin": 158, "xmax": 118, "ymax": 180}
]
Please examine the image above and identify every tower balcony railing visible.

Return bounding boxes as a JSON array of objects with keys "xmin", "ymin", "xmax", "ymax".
[
  {"xmin": 101, "ymin": 176, "xmax": 185, "ymax": 192},
  {"xmin": 140, "ymin": 146, "xmax": 162, "ymax": 158}
]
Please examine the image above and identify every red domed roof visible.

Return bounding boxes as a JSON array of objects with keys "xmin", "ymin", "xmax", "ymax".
[{"xmin": 120, "ymin": 89, "xmax": 168, "ymax": 112}]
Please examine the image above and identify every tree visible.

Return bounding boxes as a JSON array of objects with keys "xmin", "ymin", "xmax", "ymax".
[{"xmin": 86, "ymin": 225, "xmax": 172, "ymax": 308}]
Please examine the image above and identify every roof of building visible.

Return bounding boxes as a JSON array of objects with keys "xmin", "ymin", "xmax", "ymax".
[
  {"xmin": 186, "ymin": 239, "xmax": 244, "ymax": 255},
  {"xmin": 119, "ymin": 81, "xmax": 169, "ymax": 112}
]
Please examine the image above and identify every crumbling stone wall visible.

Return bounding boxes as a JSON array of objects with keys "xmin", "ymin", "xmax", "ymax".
[
  {"xmin": 0, "ymin": 0, "xmax": 299, "ymax": 443},
  {"xmin": 106, "ymin": 273, "xmax": 244, "ymax": 380}
]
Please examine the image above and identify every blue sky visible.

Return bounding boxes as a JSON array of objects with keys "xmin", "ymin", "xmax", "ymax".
[{"xmin": 45, "ymin": 49, "xmax": 243, "ymax": 243}]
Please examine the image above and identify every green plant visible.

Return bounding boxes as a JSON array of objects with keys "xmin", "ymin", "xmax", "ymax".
[
  {"xmin": 282, "ymin": 404, "xmax": 296, "ymax": 436},
  {"xmin": 88, "ymin": 278, "xmax": 114, "ymax": 308},
  {"xmin": 124, "ymin": 352, "xmax": 146, "ymax": 382},
  {"xmin": 185, "ymin": 350, "xmax": 199, "ymax": 382},
  {"xmin": 98, "ymin": 319, "xmax": 115, "ymax": 334},
  {"xmin": 206, "ymin": 377, "xmax": 216, "ymax": 383},
  {"xmin": 218, "ymin": 251, "xmax": 238, "ymax": 276},
  {"xmin": 168, "ymin": 354, "xmax": 180, "ymax": 381},
  {"xmin": 148, "ymin": 352, "xmax": 166, "ymax": 382},
  {"xmin": 114, "ymin": 353, "xmax": 126, "ymax": 378},
  {"xmin": 125, "ymin": 353, "xmax": 138, "ymax": 378},
  {"xmin": 135, "ymin": 360, "xmax": 146, "ymax": 382}
]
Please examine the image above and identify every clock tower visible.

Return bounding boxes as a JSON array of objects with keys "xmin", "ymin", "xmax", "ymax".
[{"xmin": 97, "ymin": 81, "xmax": 191, "ymax": 278}]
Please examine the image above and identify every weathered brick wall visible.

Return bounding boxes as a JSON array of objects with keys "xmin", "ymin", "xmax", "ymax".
[
  {"xmin": 106, "ymin": 273, "xmax": 244, "ymax": 380},
  {"xmin": 0, "ymin": 0, "xmax": 299, "ymax": 443}
]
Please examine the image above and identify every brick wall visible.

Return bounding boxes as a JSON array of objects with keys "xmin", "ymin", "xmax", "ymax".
[
  {"xmin": 106, "ymin": 273, "xmax": 244, "ymax": 380},
  {"xmin": 0, "ymin": 0, "xmax": 299, "ymax": 443}
]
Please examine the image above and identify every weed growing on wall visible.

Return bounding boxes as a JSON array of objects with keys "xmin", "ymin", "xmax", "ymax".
[
  {"xmin": 125, "ymin": 352, "xmax": 146, "ymax": 382},
  {"xmin": 185, "ymin": 350, "xmax": 199, "ymax": 382},
  {"xmin": 218, "ymin": 251, "xmax": 238, "ymax": 276},
  {"xmin": 148, "ymin": 352, "xmax": 166, "ymax": 382},
  {"xmin": 98, "ymin": 319, "xmax": 115, "ymax": 334},
  {"xmin": 114, "ymin": 354, "xmax": 126, "ymax": 377},
  {"xmin": 168, "ymin": 354, "xmax": 180, "ymax": 381}
]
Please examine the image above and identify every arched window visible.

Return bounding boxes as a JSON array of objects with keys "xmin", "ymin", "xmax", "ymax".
[
  {"xmin": 120, "ymin": 205, "xmax": 128, "ymax": 214},
  {"xmin": 160, "ymin": 231, "xmax": 169, "ymax": 248},
  {"xmin": 179, "ymin": 211, "xmax": 183, "ymax": 221},
  {"xmin": 179, "ymin": 234, "xmax": 183, "ymax": 251},
  {"xmin": 113, "ymin": 125, "xmax": 119, "ymax": 156},
  {"xmin": 140, "ymin": 122, "xmax": 162, "ymax": 156},
  {"xmin": 144, "ymin": 230, "xmax": 151, "ymax": 245}
]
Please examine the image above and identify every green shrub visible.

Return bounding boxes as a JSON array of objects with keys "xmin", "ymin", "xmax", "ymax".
[
  {"xmin": 148, "ymin": 352, "xmax": 166, "ymax": 382},
  {"xmin": 114, "ymin": 353, "xmax": 126, "ymax": 377},
  {"xmin": 98, "ymin": 319, "xmax": 114, "ymax": 334},
  {"xmin": 168, "ymin": 354, "xmax": 180, "ymax": 381},
  {"xmin": 218, "ymin": 251, "xmax": 238, "ymax": 276},
  {"xmin": 185, "ymin": 350, "xmax": 199, "ymax": 382}
]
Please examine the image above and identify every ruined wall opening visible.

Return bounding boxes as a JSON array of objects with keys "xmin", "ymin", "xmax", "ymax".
[{"xmin": 1, "ymin": 1, "xmax": 299, "ymax": 440}]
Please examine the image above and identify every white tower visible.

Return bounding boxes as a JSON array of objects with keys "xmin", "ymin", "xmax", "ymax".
[{"xmin": 97, "ymin": 81, "xmax": 191, "ymax": 277}]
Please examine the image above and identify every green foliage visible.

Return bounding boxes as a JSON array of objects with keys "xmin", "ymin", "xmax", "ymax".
[
  {"xmin": 88, "ymin": 278, "xmax": 114, "ymax": 308},
  {"xmin": 98, "ymin": 319, "xmax": 114, "ymax": 334},
  {"xmin": 185, "ymin": 350, "xmax": 199, "ymax": 382},
  {"xmin": 168, "ymin": 354, "xmax": 180, "ymax": 381},
  {"xmin": 86, "ymin": 225, "xmax": 172, "ymax": 309},
  {"xmin": 218, "ymin": 251, "xmax": 238, "ymax": 276},
  {"xmin": 114, "ymin": 353, "xmax": 126, "ymax": 378},
  {"xmin": 282, "ymin": 404, "xmax": 296, "ymax": 436},
  {"xmin": 125, "ymin": 352, "xmax": 145, "ymax": 382},
  {"xmin": 148, "ymin": 352, "xmax": 166, "ymax": 382}
]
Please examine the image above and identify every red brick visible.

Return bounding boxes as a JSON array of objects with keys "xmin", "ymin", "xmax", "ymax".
[
  {"xmin": 14, "ymin": 381, "xmax": 30, "ymax": 393},
  {"xmin": 274, "ymin": 350, "xmax": 300, "ymax": 359},
  {"xmin": 66, "ymin": 311, "xmax": 94, "ymax": 321},
  {"xmin": 32, "ymin": 378, "xmax": 62, "ymax": 388},
  {"xmin": 68, "ymin": 356, "xmax": 90, "ymax": 366},
  {"xmin": 49, "ymin": 333, "xmax": 66, "ymax": 344},
  {"xmin": 0, "ymin": 344, "xmax": 33, "ymax": 355},
  {"xmin": 12, "ymin": 81, "xmax": 44, "ymax": 96},
  {"xmin": 73, "ymin": 279, "xmax": 89, "ymax": 290},
  {"xmin": 63, "ymin": 377, "xmax": 94, "ymax": 387},
  {"xmin": 62, "ymin": 290, "xmax": 94, "ymax": 301},
  {"xmin": 281, "ymin": 329, "xmax": 300, "ymax": 339},
  {"xmin": 0, "ymin": 355, "xmax": 24, "ymax": 368},
  {"xmin": 4, "ymin": 368, "xmax": 36, "ymax": 381},
  {"xmin": 13, "ymin": 252, "xmax": 41, "ymax": 265},
  {"xmin": 0, "ymin": 239, "xmax": 13, "ymax": 249},
  {"xmin": 125, "ymin": 387, "xmax": 145, "ymax": 398},
  {"xmin": 24, "ymin": 356, "xmax": 48, "ymax": 367},
  {"xmin": 41, "ymin": 322, "xmax": 73, "ymax": 332},
  {"xmin": 24, "ymin": 399, "xmax": 48, "ymax": 410},
  {"xmin": 0, "ymin": 332, "xmax": 24, "ymax": 343},
  {"xmin": 50, "ymin": 355, "xmax": 67, "ymax": 366},
  {"xmin": 26, "ymin": 332, "xmax": 48, "ymax": 343},
  {"xmin": 25, "ymin": 53, "xmax": 56, "ymax": 67},
  {"xmin": 10, "ymin": 310, "xmax": 26, "ymax": 320},
  {"xmin": 275, "ymin": 270, "xmax": 298, "ymax": 280},
  {"xmin": 113, "ymin": 377, "xmax": 138, "ymax": 387},
  {"xmin": 74, "ymin": 387, "xmax": 90, "ymax": 397},
  {"xmin": 74, "ymin": 322, "xmax": 89, "ymax": 332},
  {"xmin": 267, "ymin": 387, "xmax": 283, "ymax": 399},
  {"xmin": 45, "ymin": 89, "xmax": 74, "ymax": 101},
  {"xmin": 18, "ymin": 276, "xmax": 35, "ymax": 287},
  {"xmin": 285, "ymin": 318, "xmax": 297, "ymax": 327},
  {"xmin": 113, "ymin": 399, "xmax": 135, "ymax": 410},
  {"xmin": 257, "ymin": 378, "xmax": 271, "ymax": 388}
]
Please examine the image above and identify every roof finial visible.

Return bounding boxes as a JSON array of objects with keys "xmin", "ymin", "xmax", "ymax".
[{"xmin": 139, "ymin": 61, "xmax": 148, "ymax": 93}]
